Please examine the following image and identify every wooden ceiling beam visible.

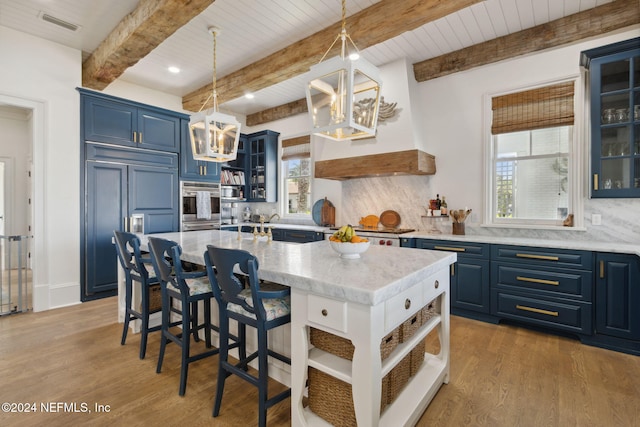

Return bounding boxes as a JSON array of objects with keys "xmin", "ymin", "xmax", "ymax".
[
  {"xmin": 413, "ymin": 0, "xmax": 639, "ymax": 82},
  {"xmin": 182, "ymin": 0, "xmax": 484, "ymax": 112},
  {"xmin": 82, "ymin": 0, "xmax": 214, "ymax": 90}
]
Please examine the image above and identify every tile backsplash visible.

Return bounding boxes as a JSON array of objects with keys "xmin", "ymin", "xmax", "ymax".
[{"xmin": 341, "ymin": 175, "xmax": 640, "ymax": 244}]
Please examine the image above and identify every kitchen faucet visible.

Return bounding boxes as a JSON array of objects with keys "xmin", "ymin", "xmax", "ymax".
[{"xmin": 268, "ymin": 213, "xmax": 280, "ymax": 222}]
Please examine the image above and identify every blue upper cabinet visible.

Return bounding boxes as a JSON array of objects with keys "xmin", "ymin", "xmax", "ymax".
[
  {"xmin": 81, "ymin": 89, "xmax": 181, "ymax": 153},
  {"xmin": 247, "ymin": 130, "xmax": 279, "ymax": 202},
  {"xmin": 179, "ymin": 118, "xmax": 220, "ymax": 182},
  {"xmin": 581, "ymin": 37, "xmax": 640, "ymax": 198}
]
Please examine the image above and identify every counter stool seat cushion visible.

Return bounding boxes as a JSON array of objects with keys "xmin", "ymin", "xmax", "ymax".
[
  {"xmin": 231, "ymin": 288, "xmax": 290, "ymax": 321},
  {"xmin": 166, "ymin": 276, "xmax": 212, "ymax": 296}
]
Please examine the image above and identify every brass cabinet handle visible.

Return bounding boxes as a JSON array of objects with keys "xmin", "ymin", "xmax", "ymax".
[
  {"xmin": 594, "ymin": 173, "xmax": 598, "ymax": 191},
  {"xmin": 450, "ymin": 264, "xmax": 455, "ymax": 276},
  {"xmin": 434, "ymin": 246, "xmax": 465, "ymax": 252},
  {"xmin": 516, "ymin": 253, "xmax": 559, "ymax": 261},
  {"xmin": 290, "ymin": 233, "xmax": 307, "ymax": 238},
  {"xmin": 516, "ymin": 304, "xmax": 559, "ymax": 317},
  {"xmin": 139, "ymin": 132, "xmax": 143, "ymax": 143},
  {"xmin": 516, "ymin": 276, "xmax": 559, "ymax": 286},
  {"xmin": 203, "ymin": 165, "xmax": 206, "ymax": 175},
  {"xmin": 133, "ymin": 132, "xmax": 137, "ymax": 143},
  {"xmin": 600, "ymin": 260, "xmax": 604, "ymax": 279}
]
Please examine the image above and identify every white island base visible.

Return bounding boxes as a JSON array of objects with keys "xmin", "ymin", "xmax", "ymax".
[{"xmin": 290, "ymin": 268, "xmax": 450, "ymax": 427}]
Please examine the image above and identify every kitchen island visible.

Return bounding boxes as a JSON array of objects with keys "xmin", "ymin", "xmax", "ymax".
[{"xmin": 127, "ymin": 229, "xmax": 457, "ymax": 426}]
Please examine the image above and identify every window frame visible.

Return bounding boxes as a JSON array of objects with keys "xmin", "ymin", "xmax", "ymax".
[
  {"xmin": 279, "ymin": 136, "xmax": 313, "ymax": 219},
  {"xmin": 483, "ymin": 76, "xmax": 585, "ymax": 230}
]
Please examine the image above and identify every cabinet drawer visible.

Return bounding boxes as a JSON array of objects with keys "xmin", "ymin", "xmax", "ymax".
[
  {"xmin": 493, "ymin": 263, "xmax": 592, "ymax": 301},
  {"xmin": 492, "ymin": 245, "xmax": 593, "ymax": 270},
  {"xmin": 307, "ymin": 294, "xmax": 347, "ymax": 333},
  {"xmin": 384, "ymin": 284, "xmax": 423, "ymax": 333},
  {"xmin": 493, "ymin": 291, "xmax": 592, "ymax": 335},
  {"xmin": 416, "ymin": 239, "xmax": 489, "ymax": 259}
]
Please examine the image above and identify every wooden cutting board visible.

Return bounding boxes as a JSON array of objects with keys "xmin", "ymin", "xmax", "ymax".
[{"xmin": 321, "ymin": 198, "xmax": 335, "ymax": 226}]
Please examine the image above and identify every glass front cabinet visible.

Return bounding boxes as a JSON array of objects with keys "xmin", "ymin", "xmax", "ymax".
[{"xmin": 581, "ymin": 38, "xmax": 640, "ymax": 198}]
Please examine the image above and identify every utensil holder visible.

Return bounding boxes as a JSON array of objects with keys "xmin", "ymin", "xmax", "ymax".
[{"xmin": 452, "ymin": 222, "xmax": 465, "ymax": 235}]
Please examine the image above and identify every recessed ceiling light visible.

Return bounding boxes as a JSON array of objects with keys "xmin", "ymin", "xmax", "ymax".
[
  {"xmin": 244, "ymin": 93, "xmax": 255, "ymax": 99},
  {"xmin": 168, "ymin": 66, "xmax": 180, "ymax": 74}
]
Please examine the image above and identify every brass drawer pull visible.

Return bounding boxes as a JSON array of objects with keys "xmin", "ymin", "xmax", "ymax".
[
  {"xmin": 434, "ymin": 246, "xmax": 465, "ymax": 252},
  {"xmin": 516, "ymin": 304, "xmax": 559, "ymax": 317},
  {"xmin": 516, "ymin": 253, "xmax": 559, "ymax": 261},
  {"xmin": 594, "ymin": 173, "xmax": 598, "ymax": 191},
  {"xmin": 600, "ymin": 260, "xmax": 605, "ymax": 279},
  {"xmin": 516, "ymin": 276, "xmax": 559, "ymax": 286}
]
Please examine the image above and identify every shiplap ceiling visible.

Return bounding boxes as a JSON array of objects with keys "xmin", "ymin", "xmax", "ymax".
[{"xmin": 0, "ymin": 0, "xmax": 618, "ymax": 115}]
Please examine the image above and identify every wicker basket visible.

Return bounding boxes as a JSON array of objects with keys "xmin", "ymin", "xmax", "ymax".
[
  {"xmin": 420, "ymin": 300, "xmax": 438, "ymax": 326},
  {"xmin": 387, "ymin": 353, "xmax": 412, "ymax": 404},
  {"xmin": 410, "ymin": 338, "xmax": 426, "ymax": 376},
  {"xmin": 399, "ymin": 311, "xmax": 421, "ymax": 343},
  {"xmin": 148, "ymin": 284, "xmax": 163, "ymax": 312},
  {"xmin": 308, "ymin": 367, "xmax": 388, "ymax": 426},
  {"xmin": 310, "ymin": 327, "xmax": 399, "ymax": 361}
]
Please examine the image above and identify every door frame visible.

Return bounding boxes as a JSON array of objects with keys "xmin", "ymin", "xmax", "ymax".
[{"xmin": 0, "ymin": 93, "xmax": 45, "ymax": 311}]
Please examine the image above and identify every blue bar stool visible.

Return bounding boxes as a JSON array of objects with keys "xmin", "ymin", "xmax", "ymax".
[
  {"xmin": 204, "ymin": 245, "xmax": 291, "ymax": 427},
  {"xmin": 113, "ymin": 230, "xmax": 162, "ymax": 360},
  {"xmin": 147, "ymin": 236, "xmax": 223, "ymax": 396}
]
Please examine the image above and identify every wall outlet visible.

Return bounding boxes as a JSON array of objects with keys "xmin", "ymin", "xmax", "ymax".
[{"xmin": 591, "ymin": 213, "xmax": 602, "ymax": 226}]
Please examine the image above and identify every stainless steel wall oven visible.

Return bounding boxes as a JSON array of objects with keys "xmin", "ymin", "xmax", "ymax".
[{"xmin": 180, "ymin": 181, "xmax": 221, "ymax": 231}]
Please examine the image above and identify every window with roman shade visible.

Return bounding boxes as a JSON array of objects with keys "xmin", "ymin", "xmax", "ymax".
[
  {"xmin": 487, "ymin": 80, "xmax": 578, "ymax": 227},
  {"xmin": 281, "ymin": 135, "xmax": 312, "ymax": 215}
]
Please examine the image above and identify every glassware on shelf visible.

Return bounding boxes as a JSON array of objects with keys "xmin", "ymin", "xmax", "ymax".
[
  {"xmin": 602, "ymin": 108, "xmax": 616, "ymax": 124},
  {"xmin": 615, "ymin": 108, "xmax": 629, "ymax": 123}
]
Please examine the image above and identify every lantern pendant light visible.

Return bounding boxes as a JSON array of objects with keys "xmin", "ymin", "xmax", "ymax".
[
  {"xmin": 305, "ymin": 0, "xmax": 382, "ymax": 141},
  {"xmin": 189, "ymin": 27, "xmax": 241, "ymax": 162}
]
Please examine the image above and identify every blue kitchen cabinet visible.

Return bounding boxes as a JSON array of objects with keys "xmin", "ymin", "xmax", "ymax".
[
  {"xmin": 81, "ymin": 89, "xmax": 181, "ymax": 153},
  {"xmin": 580, "ymin": 37, "xmax": 640, "ymax": 198},
  {"xmin": 179, "ymin": 118, "xmax": 220, "ymax": 181},
  {"xmin": 414, "ymin": 239, "xmax": 492, "ymax": 320},
  {"xmin": 82, "ymin": 143, "xmax": 179, "ymax": 300},
  {"xmin": 589, "ymin": 252, "xmax": 640, "ymax": 353},
  {"xmin": 247, "ymin": 130, "xmax": 279, "ymax": 202},
  {"xmin": 491, "ymin": 245, "xmax": 593, "ymax": 336}
]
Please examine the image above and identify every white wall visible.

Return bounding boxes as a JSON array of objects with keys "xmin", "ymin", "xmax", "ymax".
[
  {"xmin": 0, "ymin": 25, "xmax": 82, "ymax": 310},
  {"xmin": 417, "ymin": 26, "xmax": 640, "ymax": 242}
]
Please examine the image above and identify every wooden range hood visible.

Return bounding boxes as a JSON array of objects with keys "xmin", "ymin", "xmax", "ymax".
[{"xmin": 314, "ymin": 149, "xmax": 436, "ymax": 180}]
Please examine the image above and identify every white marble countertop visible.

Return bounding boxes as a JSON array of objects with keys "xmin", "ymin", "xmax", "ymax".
[
  {"xmin": 404, "ymin": 231, "xmax": 640, "ymax": 257},
  {"xmin": 140, "ymin": 230, "xmax": 457, "ymax": 306}
]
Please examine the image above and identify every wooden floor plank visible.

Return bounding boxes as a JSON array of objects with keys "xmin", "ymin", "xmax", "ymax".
[{"xmin": 1, "ymin": 297, "xmax": 639, "ymax": 426}]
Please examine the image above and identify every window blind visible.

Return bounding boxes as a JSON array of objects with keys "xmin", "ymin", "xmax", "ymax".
[
  {"xmin": 491, "ymin": 81, "xmax": 575, "ymax": 135},
  {"xmin": 282, "ymin": 135, "xmax": 311, "ymax": 160}
]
